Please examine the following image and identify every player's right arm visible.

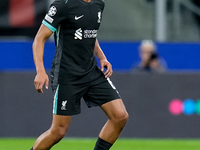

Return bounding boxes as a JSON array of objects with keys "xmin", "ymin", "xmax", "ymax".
[
  {"xmin": 32, "ymin": 24, "xmax": 53, "ymax": 93},
  {"xmin": 33, "ymin": 1, "xmax": 67, "ymax": 93}
]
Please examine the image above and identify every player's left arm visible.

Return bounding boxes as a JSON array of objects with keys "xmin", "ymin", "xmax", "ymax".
[{"xmin": 94, "ymin": 39, "xmax": 113, "ymax": 78}]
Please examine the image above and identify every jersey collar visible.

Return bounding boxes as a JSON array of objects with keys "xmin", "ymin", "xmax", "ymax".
[{"xmin": 79, "ymin": 0, "xmax": 93, "ymax": 5}]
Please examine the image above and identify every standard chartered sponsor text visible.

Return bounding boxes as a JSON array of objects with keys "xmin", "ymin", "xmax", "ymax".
[{"xmin": 84, "ymin": 29, "xmax": 98, "ymax": 38}]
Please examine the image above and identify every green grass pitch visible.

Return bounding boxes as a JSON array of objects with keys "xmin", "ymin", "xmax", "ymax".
[{"xmin": 0, "ymin": 138, "xmax": 199, "ymax": 150}]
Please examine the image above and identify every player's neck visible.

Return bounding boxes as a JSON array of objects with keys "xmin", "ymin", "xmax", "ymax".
[{"xmin": 83, "ymin": 0, "xmax": 91, "ymax": 3}]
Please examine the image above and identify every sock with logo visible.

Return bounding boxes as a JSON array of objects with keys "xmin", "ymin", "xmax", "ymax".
[
  {"xmin": 30, "ymin": 147, "xmax": 33, "ymax": 150},
  {"xmin": 94, "ymin": 137, "xmax": 113, "ymax": 150}
]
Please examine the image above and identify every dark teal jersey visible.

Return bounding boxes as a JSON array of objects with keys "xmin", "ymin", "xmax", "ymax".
[{"xmin": 42, "ymin": 0, "xmax": 105, "ymax": 85}]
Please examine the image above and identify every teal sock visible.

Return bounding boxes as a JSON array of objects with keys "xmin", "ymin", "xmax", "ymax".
[
  {"xmin": 94, "ymin": 137, "xmax": 113, "ymax": 150},
  {"xmin": 30, "ymin": 147, "xmax": 33, "ymax": 150}
]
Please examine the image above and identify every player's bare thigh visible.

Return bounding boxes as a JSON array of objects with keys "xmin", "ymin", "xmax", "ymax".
[{"xmin": 100, "ymin": 99, "xmax": 129, "ymax": 121}]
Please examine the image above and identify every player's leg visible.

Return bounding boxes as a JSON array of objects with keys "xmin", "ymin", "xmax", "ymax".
[
  {"xmin": 94, "ymin": 99, "xmax": 128, "ymax": 150},
  {"xmin": 83, "ymin": 77, "xmax": 128, "ymax": 150},
  {"xmin": 99, "ymin": 99, "xmax": 128, "ymax": 143},
  {"xmin": 31, "ymin": 114, "xmax": 71, "ymax": 150},
  {"xmin": 30, "ymin": 82, "xmax": 87, "ymax": 150}
]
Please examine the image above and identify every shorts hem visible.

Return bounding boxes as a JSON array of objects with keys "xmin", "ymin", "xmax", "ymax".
[
  {"xmin": 98, "ymin": 97, "xmax": 121, "ymax": 107},
  {"xmin": 53, "ymin": 111, "xmax": 81, "ymax": 116}
]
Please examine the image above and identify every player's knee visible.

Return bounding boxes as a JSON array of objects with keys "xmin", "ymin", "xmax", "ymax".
[
  {"xmin": 112, "ymin": 111, "xmax": 129, "ymax": 125},
  {"xmin": 119, "ymin": 111, "xmax": 129, "ymax": 125},
  {"xmin": 57, "ymin": 129, "xmax": 66, "ymax": 139},
  {"xmin": 50, "ymin": 127, "xmax": 67, "ymax": 141}
]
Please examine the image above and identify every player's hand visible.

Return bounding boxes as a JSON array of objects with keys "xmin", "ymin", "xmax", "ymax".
[
  {"xmin": 100, "ymin": 59, "xmax": 113, "ymax": 78},
  {"xmin": 34, "ymin": 72, "xmax": 49, "ymax": 93}
]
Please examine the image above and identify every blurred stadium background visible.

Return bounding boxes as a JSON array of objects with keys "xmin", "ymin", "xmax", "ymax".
[{"xmin": 1, "ymin": 0, "xmax": 200, "ymax": 149}]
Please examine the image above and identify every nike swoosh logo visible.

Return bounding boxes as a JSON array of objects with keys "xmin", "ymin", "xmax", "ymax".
[{"xmin": 75, "ymin": 15, "xmax": 84, "ymax": 20}]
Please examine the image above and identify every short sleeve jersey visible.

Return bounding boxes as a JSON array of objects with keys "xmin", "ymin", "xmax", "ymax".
[{"xmin": 42, "ymin": 0, "xmax": 105, "ymax": 85}]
